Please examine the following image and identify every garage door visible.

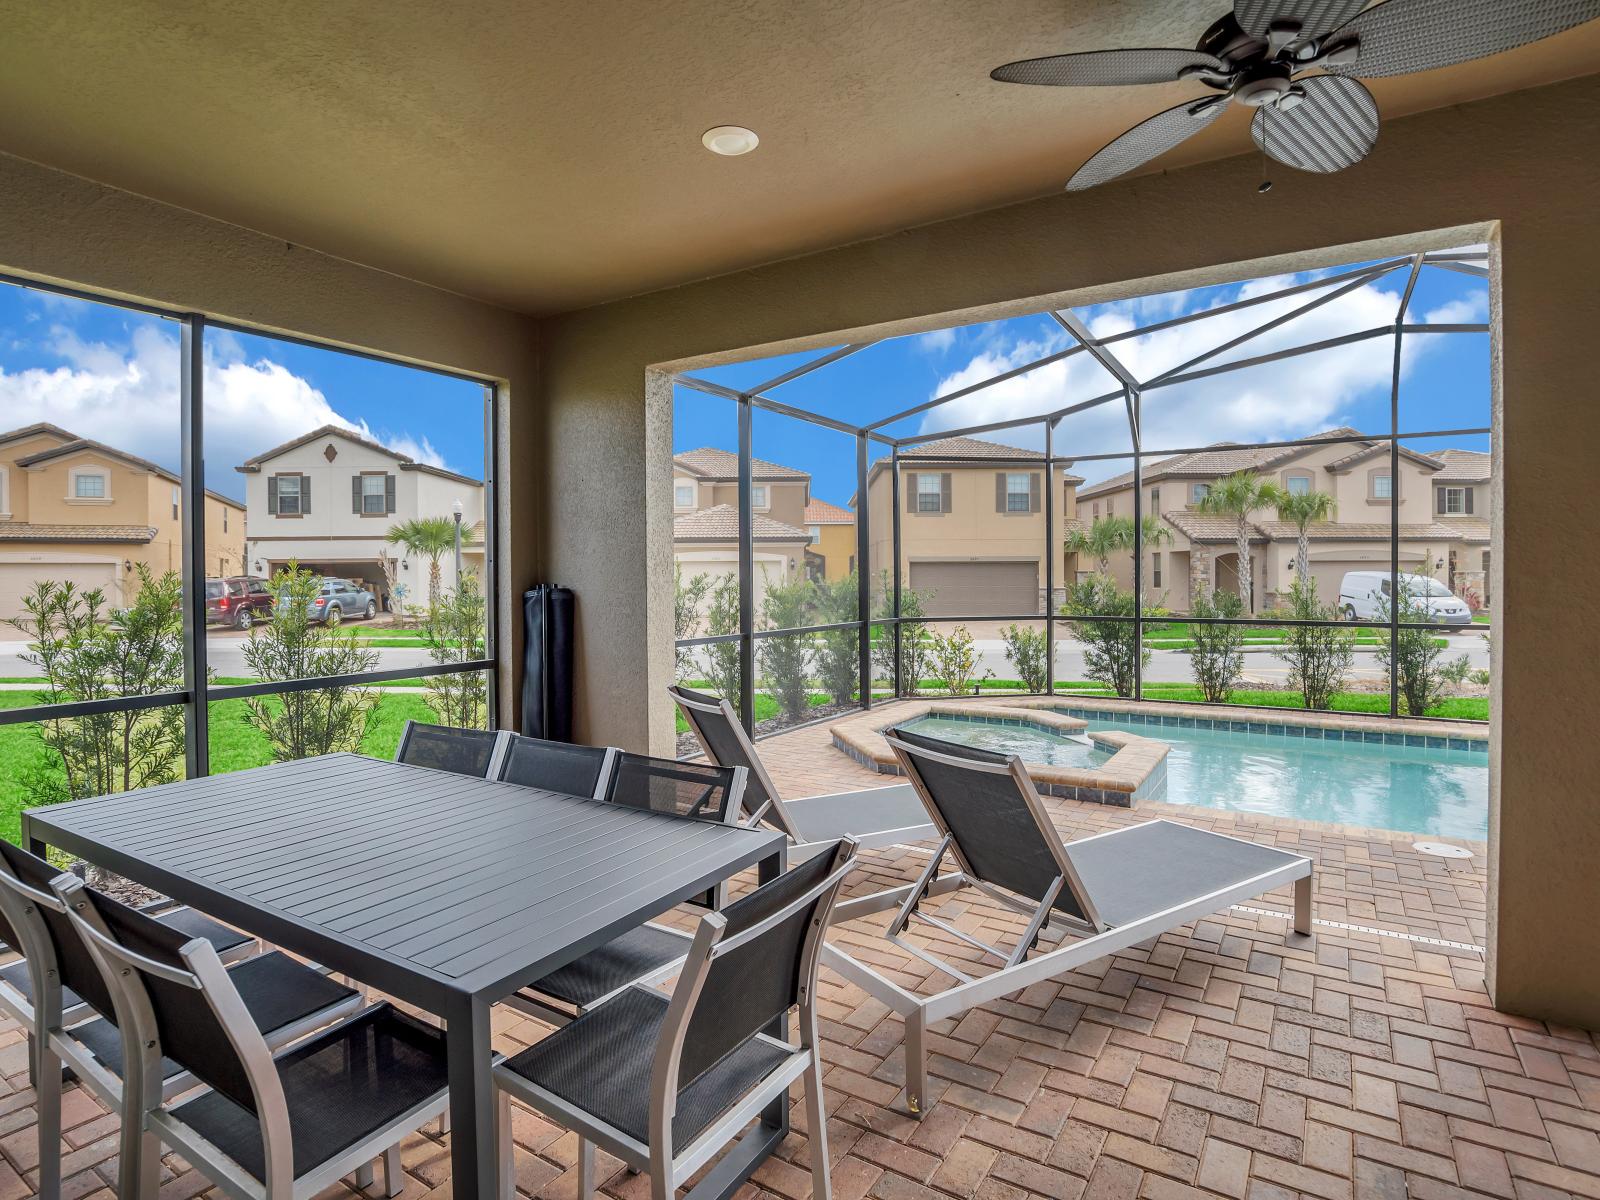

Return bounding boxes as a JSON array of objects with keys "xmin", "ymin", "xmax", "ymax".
[
  {"xmin": 0, "ymin": 561, "xmax": 119, "ymax": 624},
  {"xmin": 910, "ymin": 560, "xmax": 1038, "ymax": 617}
]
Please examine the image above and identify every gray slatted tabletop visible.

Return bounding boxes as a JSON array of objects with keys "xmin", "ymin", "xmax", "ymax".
[{"xmin": 23, "ymin": 752, "xmax": 788, "ymax": 1200}]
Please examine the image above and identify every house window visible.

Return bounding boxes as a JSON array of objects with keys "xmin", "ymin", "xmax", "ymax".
[
  {"xmin": 1107, "ymin": 497, "xmax": 1115, "ymax": 516},
  {"xmin": 917, "ymin": 474, "xmax": 941, "ymax": 513},
  {"xmin": 1150, "ymin": 486, "xmax": 1160, "ymax": 512},
  {"xmin": 1151, "ymin": 552, "xmax": 1162, "ymax": 589},
  {"xmin": 223, "ymin": 507, "xmax": 229, "ymax": 533},
  {"xmin": 0, "ymin": 466, "xmax": 9, "ymax": 516},
  {"xmin": 276, "ymin": 474, "xmax": 302, "ymax": 515},
  {"xmin": 808, "ymin": 525, "xmax": 821, "ymax": 544},
  {"xmin": 1373, "ymin": 474, "xmax": 1393, "ymax": 500},
  {"xmin": 1191, "ymin": 483, "xmax": 1210, "ymax": 504},
  {"xmin": 674, "ymin": 484, "xmax": 693, "ymax": 508},
  {"xmin": 751, "ymin": 485, "xmax": 768, "ymax": 509},
  {"xmin": 172, "ymin": 486, "xmax": 180, "ymax": 520},
  {"xmin": 1441, "ymin": 486, "xmax": 1466, "ymax": 514},
  {"xmin": 360, "ymin": 473, "xmax": 387, "ymax": 514},
  {"xmin": 1091, "ymin": 501, "xmax": 1100, "ymax": 519},
  {"xmin": 73, "ymin": 471, "xmax": 107, "ymax": 499},
  {"xmin": 1285, "ymin": 475, "xmax": 1311, "ymax": 495},
  {"xmin": 1005, "ymin": 472, "xmax": 1030, "ymax": 513}
]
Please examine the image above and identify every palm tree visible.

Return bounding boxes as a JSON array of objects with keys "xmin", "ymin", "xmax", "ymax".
[
  {"xmin": 1273, "ymin": 488, "xmax": 1337, "ymax": 582},
  {"xmin": 1196, "ymin": 471, "xmax": 1284, "ymax": 613},
  {"xmin": 385, "ymin": 516, "xmax": 456, "ymax": 613},
  {"xmin": 1064, "ymin": 514, "xmax": 1172, "ymax": 576}
]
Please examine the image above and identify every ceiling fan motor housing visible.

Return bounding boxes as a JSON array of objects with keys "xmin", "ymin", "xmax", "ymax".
[{"xmin": 1234, "ymin": 63, "xmax": 1296, "ymax": 107}]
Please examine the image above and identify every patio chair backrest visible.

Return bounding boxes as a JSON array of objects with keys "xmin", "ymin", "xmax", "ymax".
[
  {"xmin": 604, "ymin": 753, "xmax": 747, "ymax": 825},
  {"xmin": 672, "ymin": 838, "xmax": 856, "ymax": 1091},
  {"xmin": 668, "ymin": 686, "xmax": 794, "ymax": 837},
  {"xmin": 886, "ymin": 726, "xmax": 1092, "ymax": 925},
  {"xmin": 0, "ymin": 841, "xmax": 118, "ymax": 1019},
  {"xmin": 394, "ymin": 720, "xmax": 502, "ymax": 777},
  {"xmin": 494, "ymin": 733, "xmax": 616, "ymax": 799}
]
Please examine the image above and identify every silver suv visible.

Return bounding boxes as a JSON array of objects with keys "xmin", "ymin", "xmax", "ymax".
[{"xmin": 277, "ymin": 578, "xmax": 378, "ymax": 625}]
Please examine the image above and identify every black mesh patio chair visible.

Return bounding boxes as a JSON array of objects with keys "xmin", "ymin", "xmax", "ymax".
[
  {"xmin": 501, "ymin": 754, "xmax": 750, "ymax": 1026},
  {"xmin": 394, "ymin": 719, "xmax": 508, "ymax": 777},
  {"xmin": 495, "ymin": 838, "xmax": 858, "ymax": 1200},
  {"xmin": 490, "ymin": 732, "xmax": 618, "ymax": 799},
  {"xmin": 822, "ymin": 726, "xmax": 1315, "ymax": 1118},
  {"xmin": 0, "ymin": 842, "xmax": 363, "ymax": 1200},
  {"xmin": 670, "ymin": 685, "xmax": 936, "ymax": 857},
  {"xmin": 57, "ymin": 874, "xmax": 449, "ymax": 1200}
]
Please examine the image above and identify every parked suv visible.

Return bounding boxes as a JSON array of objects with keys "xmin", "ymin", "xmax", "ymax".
[
  {"xmin": 205, "ymin": 577, "xmax": 274, "ymax": 629},
  {"xmin": 277, "ymin": 578, "xmax": 378, "ymax": 625},
  {"xmin": 1337, "ymin": 571, "xmax": 1473, "ymax": 626}
]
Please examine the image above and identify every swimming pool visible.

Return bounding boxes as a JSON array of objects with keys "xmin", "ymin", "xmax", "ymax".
[{"xmin": 901, "ymin": 712, "xmax": 1487, "ymax": 840}]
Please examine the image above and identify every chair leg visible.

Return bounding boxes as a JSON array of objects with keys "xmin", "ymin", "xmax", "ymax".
[
  {"xmin": 120, "ymin": 1128, "xmax": 161, "ymax": 1200},
  {"xmin": 35, "ymin": 1043, "xmax": 61, "ymax": 1200},
  {"xmin": 497, "ymin": 1091, "xmax": 515, "ymax": 1200},
  {"xmin": 576, "ymin": 1136, "xmax": 596, "ymax": 1200},
  {"xmin": 354, "ymin": 1160, "xmax": 376, "ymax": 1190},
  {"xmin": 803, "ymin": 1055, "xmax": 832, "ymax": 1200},
  {"xmin": 1294, "ymin": 872, "xmax": 1314, "ymax": 936},
  {"xmin": 903, "ymin": 1008, "xmax": 928, "ymax": 1118},
  {"xmin": 383, "ymin": 1144, "xmax": 405, "ymax": 1198}
]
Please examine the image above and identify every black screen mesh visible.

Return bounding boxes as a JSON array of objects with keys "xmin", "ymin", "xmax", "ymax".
[
  {"xmin": 0, "ymin": 841, "xmax": 117, "ymax": 1017},
  {"xmin": 396, "ymin": 723, "xmax": 499, "ymax": 777},
  {"xmin": 497, "ymin": 735, "xmax": 610, "ymax": 797},
  {"xmin": 606, "ymin": 753, "xmax": 738, "ymax": 823},
  {"xmin": 83, "ymin": 887, "xmax": 260, "ymax": 1114},
  {"xmin": 676, "ymin": 843, "xmax": 843, "ymax": 1088},
  {"xmin": 888, "ymin": 727, "xmax": 1087, "ymax": 923},
  {"xmin": 670, "ymin": 687, "xmax": 776, "ymax": 827}
]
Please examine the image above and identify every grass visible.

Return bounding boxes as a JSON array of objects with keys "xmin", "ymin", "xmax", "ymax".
[{"xmin": 1049, "ymin": 682, "xmax": 1488, "ymax": 721}]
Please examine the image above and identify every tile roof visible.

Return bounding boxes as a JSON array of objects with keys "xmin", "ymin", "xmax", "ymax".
[
  {"xmin": 673, "ymin": 504, "xmax": 809, "ymax": 542},
  {"xmin": 1252, "ymin": 519, "xmax": 1464, "ymax": 542},
  {"xmin": 0, "ymin": 522, "xmax": 156, "ymax": 543},
  {"xmin": 673, "ymin": 447, "xmax": 808, "ymax": 481},
  {"xmin": 1161, "ymin": 511, "xmax": 1270, "ymax": 544},
  {"xmin": 1428, "ymin": 449, "xmax": 1492, "ymax": 483},
  {"xmin": 899, "ymin": 436, "xmax": 1044, "ymax": 462},
  {"xmin": 12, "ymin": 434, "xmax": 244, "ymax": 508},
  {"xmin": 1322, "ymin": 442, "xmax": 1442, "ymax": 473},
  {"xmin": 236, "ymin": 424, "xmax": 484, "ymax": 486},
  {"xmin": 1442, "ymin": 516, "xmax": 1490, "ymax": 543},
  {"xmin": 1077, "ymin": 427, "xmax": 1367, "ymax": 499},
  {"xmin": 804, "ymin": 498, "xmax": 854, "ymax": 524},
  {"xmin": 0, "ymin": 422, "xmax": 76, "ymax": 448}
]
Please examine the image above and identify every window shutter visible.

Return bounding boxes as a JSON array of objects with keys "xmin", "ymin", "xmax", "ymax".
[
  {"xmin": 1436, "ymin": 486, "xmax": 1445, "ymax": 513},
  {"xmin": 1464, "ymin": 487, "xmax": 1473, "ymax": 515},
  {"xmin": 300, "ymin": 474, "xmax": 311, "ymax": 513},
  {"xmin": 385, "ymin": 474, "xmax": 396, "ymax": 514},
  {"xmin": 267, "ymin": 476, "xmax": 278, "ymax": 514},
  {"xmin": 940, "ymin": 473, "xmax": 952, "ymax": 514},
  {"xmin": 1030, "ymin": 472, "xmax": 1041, "ymax": 513},
  {"xmin": 352, "ymin": 475, "xmax": 362, "ymax": 514},
  {"xmin": 995, "ymin": 473, "xmax": 1006, "ymax": 513},
  {"xmin": 904, "ymin": 473, "xmax": 917, "ymax": 512}
]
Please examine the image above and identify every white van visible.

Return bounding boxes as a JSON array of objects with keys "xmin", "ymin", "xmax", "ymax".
[{"xmin": 1337, "ymin": 571, "xmax": 1473, "ymax": 626}]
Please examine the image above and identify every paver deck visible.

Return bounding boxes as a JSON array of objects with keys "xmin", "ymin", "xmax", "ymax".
[{"xmin": 3, "ymin": 703, "xmax": 1596, "ymax": 1200}]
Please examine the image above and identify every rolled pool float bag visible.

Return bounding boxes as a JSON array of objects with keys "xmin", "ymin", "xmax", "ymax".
[{"xmin": 521, "ymin": 584, "xmax": 576, "ymax": 742}]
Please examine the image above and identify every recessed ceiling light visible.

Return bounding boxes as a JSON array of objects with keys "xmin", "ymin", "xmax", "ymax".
[{"xmin": 702, "ymin": 126, "xmax": 759, "ymax": 156}]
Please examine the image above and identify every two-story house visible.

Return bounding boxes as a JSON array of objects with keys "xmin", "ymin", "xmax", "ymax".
[
  {"xmin": 1073, "ymin": 427, "xmax": 1494, "ymax": 614},
  {"xmin": 804, "ymin": 498, "xmax": 856, "ymax": 582},
  {"xmin": 236, "ymin": 425, "xmax": 484, "ymax": 610},
  {"xmin": 862, "ymin": 436, "xmax": 1086, "ymax": 617},
  {"xmin": 0, "ymin": 422, "xmax": 245, "ymax": 622}
]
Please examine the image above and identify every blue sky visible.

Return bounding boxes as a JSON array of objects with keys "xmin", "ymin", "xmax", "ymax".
[
  {"xmin": 0, "ymin": 285, "xmax": 486, "ymax": 501},
  {"xmin": 676, "ymin": 253, "xmax": 1490, "ymax": 506}
]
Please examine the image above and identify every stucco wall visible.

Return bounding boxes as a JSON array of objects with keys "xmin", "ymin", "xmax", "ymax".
[
  {"xmin": 532, "ymin": 75, "xmax": 1600, "ymax": 1027},
  {"xmin": 0, "ymin": 151, "xmax": 538, "ymax": 718}
]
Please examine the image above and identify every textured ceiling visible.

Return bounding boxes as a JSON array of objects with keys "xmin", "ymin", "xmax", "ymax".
[{"xmin": 0, "ymin": 0, "xmax": 1594, "ymax": 314}]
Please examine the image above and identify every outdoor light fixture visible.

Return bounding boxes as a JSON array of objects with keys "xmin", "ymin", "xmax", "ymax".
[{"xmin": 701, "ymin": 125, "xmax": 759, "ymax": 156}]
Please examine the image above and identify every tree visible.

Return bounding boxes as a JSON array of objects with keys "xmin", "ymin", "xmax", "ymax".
[
  {"xmin": 1275, "ymin": 576, "xmax": 1355, "ymax": 710},
  {"xmin": 241, "ymin": 561, "xmax": 379, "ymax": 761},
  {"xmin": 422, "ymin": 570, "xmax": 488, "ymax": 728},
  {"xmin": 872, "ymin": 569, "xmax": 933, "ymax": 695},
  {"xmin": 1187, "ymin": 589, "xmax": 1246, "ymax": 703},
  {"xmin": 812, "ymin": 573, "xmax": 860, "ymax": 707},
  {"xmin": 385, "ymin": 516, "xmax": 457, "ymax": 613},
  {"xmin": 757, "ymin": 575, "xmax": 813, "ymax": 721},
  {"xmin": 11, "ymin": 566, "xmax": 186, "ymax": 805},
  {"xmin": 1376, "ymin": 561, "xmax": 1472, "ymax": 716},
  {"xmin": 1064, "ymin": 514, "xmax": 1171, "ymax": 576},
  {"xmin": 1061, "ymin": 577, "xmax": 1148, "ymax": 697},
  {"xmin": 1197, "ymin": 471, "xmax": 1284, "ymax": 613},
  {"xmin": 1272, "ymin": 488, "xmax": 1337, "ymax": 580},
  {"xmin": 673, "ymin": 566, "xmax": 713, "ymax": 680},
  {"xmin": 927, "ymin": 625, "xmax": 991, "ymax": 697},
  {"xmin": 999, "ymin": 623, "xmax": 1049, "ymax": 693},
  {"xmin": 701, "ymin": 575, "xmax": 743, "ymax": 714}
]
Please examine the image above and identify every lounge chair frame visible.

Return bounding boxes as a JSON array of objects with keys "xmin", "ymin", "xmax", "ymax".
[{"xmin": 823, "ymin": 730, "xmax": 1313, "ymax": 1116}]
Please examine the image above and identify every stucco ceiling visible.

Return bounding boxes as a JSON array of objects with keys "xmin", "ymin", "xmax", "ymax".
[{"xmin": 0, "ymin": 1, "xmax": 1595, "ymax": 315}]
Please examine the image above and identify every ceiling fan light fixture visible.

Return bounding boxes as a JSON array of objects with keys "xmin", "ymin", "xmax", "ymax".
[{"xmin": 701, "ymin": 126, "xmax": 760, "ymax": 156}]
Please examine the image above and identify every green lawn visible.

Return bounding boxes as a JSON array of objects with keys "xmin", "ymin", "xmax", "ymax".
[{"xmin": 1050, "ymin": 681, "xmax": 1487, "ymax": 721}]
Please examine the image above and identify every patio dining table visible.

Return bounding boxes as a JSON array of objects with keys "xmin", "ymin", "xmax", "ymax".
[{"xmin": 22, "ymin": 751, "xmax": 789, "ymax": 1200}]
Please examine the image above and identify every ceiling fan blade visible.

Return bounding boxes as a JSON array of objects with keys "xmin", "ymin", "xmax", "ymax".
[
  {"xmin": 1067, "ymin": 96, "xmax": 1229, "ymax": 191},
  {"xmin": 992, "ymin": 48, "xmax": 1226, "ymax": 87},
  {"xmin": 1323, "ymin": 0, "xmax": 1600, "ymax": 78},
  {"xmin": 1252, "ymin": 74, "xmax": 1378, "ymax": 172},
  {"xmin": 1233, "ymin": 0, "xmax": 1368, "ymax": 39}
]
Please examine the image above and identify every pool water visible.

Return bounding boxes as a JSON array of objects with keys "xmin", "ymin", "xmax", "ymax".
[{"xmin": 901, "ymin": 714, "xmax": 1487, "ymax": 840}]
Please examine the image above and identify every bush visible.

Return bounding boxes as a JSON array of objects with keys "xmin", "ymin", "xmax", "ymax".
[
  {"xmin": 872, "ymin": 569, "xmax": 934, "ymax": 695},
  {"xmin": 673, "ymin": 566, "xmax": 712, "ymax": 680},
  {"xmin": 422, "ymin": 570, "xmax": 488, "ymax": 728},
  {"xmin": 1376, "ymin": 565, "xmax": 1473, "ymax": 716},
  {"xmin": 1275, "ymin": 576, "xmax": 1354, "ymax": 710},
  {"xmin": 1188, "ymin": 589, "xmax": 1246, "ymax": 703},
  {"xmin": 999, "ymin": 623, "xmax": 1048, "ymax": 693},
  {"xmin": 700, "ymin": 575, "xmax": 743, "ymax": 714},
  {"xmin": 1061, "ymin": 577, "xmax": 1148, "ymax": 698},
  {"xmin": 812, "ymin": 573, "xmax": 860, "ymax": 707},
  {"xmin": 927, "ymin": 624, "xmax": 992, "ymax": 697},
  {"xmin": 757, "ymin": 575, "xmax": 813, "ymax": 721}
]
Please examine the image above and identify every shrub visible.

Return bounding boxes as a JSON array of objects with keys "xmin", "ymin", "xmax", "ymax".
[
  {"xmin": 241, "ymin": 561, "xmax": 379, "ymax": 760},
  {"xmin": 422, "ymin": 570, "xmax": 488, "ymax": 728},
  {"xmin": 1188, "ymin": 589, "xmax": 1246, "ymax": 703},
  {"xmin": 999, "ymin": 623, "xmax": 1049, "ymax": 693},
  {"xmin": 673, "ymin": 566, "xmax": 712, "ymax": 680},
  {"xmin": 700, "ymin": 574, "xmax": 743, "ymax": 713},
  {"xmin": 872, "ymin": 569, "xmax": 934, "ymax": 695},
  {"xmin": 1376, "ymin": 565, "xmax": 1473, "ymax": 716},
  {"xmin": 1275, "ymin": 576, "xmax": 1354, "ymax": 711},
  {"xmin": 758, "ymin": 575, "xmax": 814, "ymax": 721},
  {"xmin": 812, "ymin": 573, "xmax": 860, "ymax": 707},
  {"xmin": 1061, "ymin": 577, "xmax": 1147, "ymax": 698},
  {"xmin": 927, "ymin": 624, "xmax": 992, "ymax": 697}
]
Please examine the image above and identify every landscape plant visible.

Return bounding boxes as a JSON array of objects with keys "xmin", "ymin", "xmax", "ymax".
[
  {"xmin": 1275, "ymin": 576, "xmax": 1355, "ymax": 710},
  {"xmin": 1272, "ymin": 487, "xmax": 1337, "ymax": 579},
  {"xmin": 1376, "ymin": 562, "xmax": 1472, "ymax": 715},
  {"xmin": 385, "ymin": 515, "xmax": 457, "ymax": 614},
  {"xmin": 1196, "ymin": 471, "xmax": 1284, "ymax": 613},
  {"xmin": 10, "ymin": 566, "xmax": 186, "ymax": 806},
  {"xmin": 700, "ymin": 575, "xmax": 743, "ymax": 714},
  {"xmin": 1063, "ymin": 514, "xmax": 1171, "ymax": 576},
  {"xmin": 927, "ymin": 624, "xmax": 992, "ymax": 697},
  {"xmin": 757, "ymin": 574, "xmax": 814, "ymax": 721},
  {"xmin": 240, "ymin": 561, "xmax": 379, "ymax": 761},
  {"xmin": 673, "ymin": 566, "xmax": 713, "ymax": 680},
  {"xmin": 872, "ymin": 570, "xmax": 933, "ymax": 695},
  {"xmin": 1187, "ymin": 588, "xmax": 1247, "ymax": 703},
  {"xmin": 421, "ymin": 570, "xmax": 488, "ymax": 728},
  {"xmin": 812, "ymin": 572, "xmax": 860, "ymax": 707},
  {"xmin": 999, "ymin": 623, "xmax": 1049, "ymax": 693},
  {"xmin": 1060, "ymin": 576, "xmax": 1148, "ymax": 698}
]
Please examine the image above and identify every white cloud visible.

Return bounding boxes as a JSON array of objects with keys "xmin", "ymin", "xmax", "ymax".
[
  {"xmin": 0, "ymin": 322, "xmax": 457, "ymax": 497},
  {"xmin": 917, "ymin": 327, "xmax": 956, "ymax": 354}
]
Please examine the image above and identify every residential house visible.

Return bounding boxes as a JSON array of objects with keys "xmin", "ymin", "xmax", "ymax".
[
  {"xmin": 863, "ymin": 436, "xmax": 1085, "ymax": 617},
  {"xmin": 236, "ymin": 425, "xmax": 484, "ymax": 610},
  {"xmin": 1073, "ymin": 428, "xmax": 1494, "ymax": 614},
  {"xmin": 804, "ymin": 498, "xmax": 856, "ymax": 581},
  {"xmin": 0, "ymin": 423, "xmax": 245, "ymax": 622}
]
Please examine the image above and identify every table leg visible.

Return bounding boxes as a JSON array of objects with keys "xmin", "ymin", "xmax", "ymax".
[
  {"xmin": 754, "ymin": 845, "xmax": 791, "ymax": 1162},
  {"xmin": 22, "ymin": 812, "xmax": 45, "ymax": 860},
  {"xmin": 446, "ymin": 993, "xmax": 497, "ymax": 1200}
]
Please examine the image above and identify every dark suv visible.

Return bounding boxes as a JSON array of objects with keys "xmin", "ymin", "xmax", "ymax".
[{"xmin": 205, "ymin": 577, "xmax": 274, "ymax": 629}]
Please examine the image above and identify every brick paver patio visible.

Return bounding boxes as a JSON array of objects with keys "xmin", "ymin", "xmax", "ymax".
[{"xmin": 4, "ymin": 702, "xmax": 1598, "ymax": 1199}]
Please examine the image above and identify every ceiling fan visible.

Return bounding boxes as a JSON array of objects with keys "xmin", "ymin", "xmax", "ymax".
[{"xmin": 991, "ymin": 0, "xmax": 1600, "ymax": 191}]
